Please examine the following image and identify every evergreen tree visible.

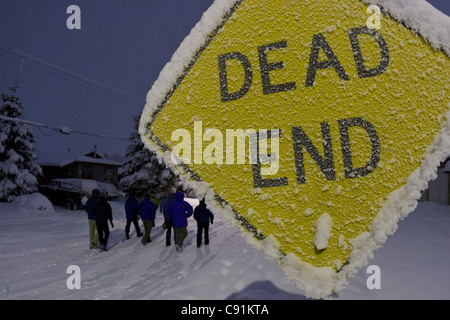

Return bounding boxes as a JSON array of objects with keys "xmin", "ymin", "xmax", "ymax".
[
  {"xmin": 119, "ymin": 116, "xmax": 178, "ymax": 199},
  {"xmin": 0, "ymin": 79, "xmax": 42, "ymax": 202}
]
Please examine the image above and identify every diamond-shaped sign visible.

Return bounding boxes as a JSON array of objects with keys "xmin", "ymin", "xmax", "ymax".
[{"xmin": 140, "ymin": 0, "xmax": 449, "ymax": 298}]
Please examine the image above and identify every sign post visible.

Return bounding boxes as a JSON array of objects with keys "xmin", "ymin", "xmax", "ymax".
[{"xmin": 140, "ymin": 0, "xmax": 449, "ymax": 298}]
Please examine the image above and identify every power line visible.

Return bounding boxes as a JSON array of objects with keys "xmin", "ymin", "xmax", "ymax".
[
  {"xmin": 0, "ymin": 114, "xmax": 130, "ymax": 141},
  {"xmin": 0, "ymin": 43, "xmax": 146, "ymax": 105}
]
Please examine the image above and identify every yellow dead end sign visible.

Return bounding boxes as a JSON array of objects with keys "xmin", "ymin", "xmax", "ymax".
[{"xmin": 140, "ymin": 0, "xmax": 449, "ymax": 297}]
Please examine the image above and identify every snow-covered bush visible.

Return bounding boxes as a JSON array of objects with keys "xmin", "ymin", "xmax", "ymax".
[{"xmin": 14, "ymin": 193, "xmax": 55, "ymax": 213}]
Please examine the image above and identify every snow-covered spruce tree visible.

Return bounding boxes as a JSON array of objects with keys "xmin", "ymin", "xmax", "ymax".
[
  {"xmin": 0, "ymin": 79, "xmax": 42, "ymax": 202},
  {"xmin": 119, "ymin": 116, "xmax": 178, "ymax": 199}
]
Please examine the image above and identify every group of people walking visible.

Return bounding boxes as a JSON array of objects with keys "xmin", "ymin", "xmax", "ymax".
[{"xmin": 85, "ymin": 189, "xmax": 214, "ymax": 252}]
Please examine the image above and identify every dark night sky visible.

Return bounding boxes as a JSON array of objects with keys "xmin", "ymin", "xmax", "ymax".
[
  {"xmin": 0, "ymin": 0, "xmax": 214, "ymax": 159},
  {"xmin": 0, "ymin": 0, "xmax": 448, "ymax": 160}
]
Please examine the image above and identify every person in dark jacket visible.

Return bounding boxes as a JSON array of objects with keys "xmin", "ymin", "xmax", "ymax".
[
  {"xmin": 194, "ymin": 198, "xmax": 214, "ymax": 248},
  {"xmin": 85, "ymin": 189, "xmax": 100, "ymax": 249},
  {"xmin": 159, "ymin": 191, "xmax": 176, "ymax": 246},
  {"xmin": 139, "ymin": 195, "xmax": 156, "ymax": 246},
  {"xmin": 125, "ymin": 193, "xmax": 143, "ymax": 239},
  {"xmin": 167, "ymin": 191, "xmax": 193, "ymax": 252},
  {"xmin": 93, "ymin": 192, "xmax": 114, "ymax": 251}
]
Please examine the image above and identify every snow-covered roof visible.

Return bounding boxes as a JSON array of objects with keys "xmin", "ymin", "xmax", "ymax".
[{"xmin": 37, "ymin": 148, "xmax": 121, "ymax": 167}]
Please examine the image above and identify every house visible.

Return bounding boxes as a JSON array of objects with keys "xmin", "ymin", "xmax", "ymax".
[
  {"xmin": 38, "ymin": 146, "xmax": 122, "ymax": 186},
  {"xmin": 420, "ymin": 157, "xmax": 450, "ymax": 206}
]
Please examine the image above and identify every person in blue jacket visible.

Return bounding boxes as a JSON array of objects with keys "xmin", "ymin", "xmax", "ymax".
[
  {"xmin": 125, "ymin": 193, "xmax": 143, "ymax": 239},
  {"xmin": 194, "ymin": 198, "xmax": 214, "ymax": 248},
  {"xmin": 85, "ymin": 188, "xmax": 100, "ymax": 249},
  {"xmin": 139, "ymin": 194, "xmax": 156, "ymax": 245},
  {"xmin": 167, "ymin": 191, "xmax": 193, "ymax": 252}
]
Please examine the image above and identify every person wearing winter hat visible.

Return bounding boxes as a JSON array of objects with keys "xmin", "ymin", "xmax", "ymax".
[
  {"xmin": 167, "ymin": 191, "xmax": 193, "ymax": 252},
  {"xmin": 194, "ymin": 198, "xmax": 214, "ymax": 248}
]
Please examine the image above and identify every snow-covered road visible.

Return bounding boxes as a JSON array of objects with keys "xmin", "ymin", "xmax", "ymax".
[{"xmin": 0, "ymin": 195, "xmax": 448, "ymax": 300}]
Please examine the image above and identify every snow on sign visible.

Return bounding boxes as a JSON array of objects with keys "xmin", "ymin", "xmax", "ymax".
[{"xmin": 140, "ymin": 0, "xmax": 450, "ymax": 298}]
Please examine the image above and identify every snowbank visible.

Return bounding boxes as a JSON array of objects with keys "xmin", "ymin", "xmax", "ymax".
[{"xmin": 13, "ymin": 193, "xmax": 55, "ymax": 214}]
